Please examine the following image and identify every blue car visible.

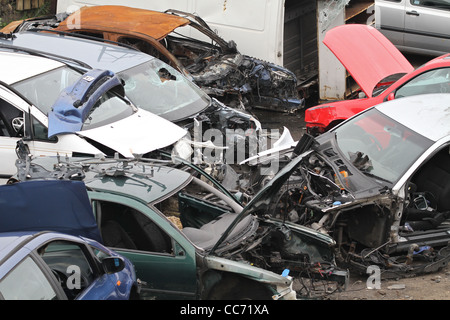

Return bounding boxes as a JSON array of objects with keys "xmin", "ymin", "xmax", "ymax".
[{"xmin": 0, "ymin": 180, "xmax": 140, "ymax": 300}]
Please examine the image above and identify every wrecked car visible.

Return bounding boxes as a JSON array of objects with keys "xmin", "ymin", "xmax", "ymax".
[
  {"xmin": 0, "ymin": 31, "xmax": 262, "ymax": 172},
  {"xmin": 0, "ymin": 49, "xmax": 185, "ymax": 179},
  {"xmin": 0, "ymin": 180, "xmax": 140, "ymax": 300},
  {"xmin": 305, "ymin": 24, "xmax": 450, "ymax": 135},
  {"xmin": 2, "ymin": 5, "xmax": 303, "ymax": 113},
  {"xmin": 254, "ymin": 93, "xmax": 450, "ymax": 278},
  {"xmin": 11, "ymin": 151, "xmax": 348, "ymax": 300}
]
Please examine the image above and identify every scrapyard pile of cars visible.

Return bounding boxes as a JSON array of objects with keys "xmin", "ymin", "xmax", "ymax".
[
  {"xmin": 1, "ymin": 3, "xmax": 450, "ymax": 301},
  {"xmin": 0, "ymin": 4, "xmax": 348, "ymax": 300}
]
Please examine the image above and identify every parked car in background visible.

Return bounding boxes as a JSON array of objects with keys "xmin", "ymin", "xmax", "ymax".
[
  {"xmin": 252, "ymin": 93, "xmax": 450, "ymax": 278},
  {"xmin": 0, "ymin": 180, "xmax": 140, "ymax": 300},
  {"xmin": 305, "ymin": 24, "xmax": 450, "ymax": 135},
  {"xmin": 1, "ymin": 5, "xmax": 303, "ymax": 113},
  {"xmin": 0, "ymin": 31, "xmax": 261, "ymax": 153},
  {"xmin": 0, "ymin": 48, "xmax": 186, "ymax": 180},
  {"xmin": 375, "ymin": 0, "xmax": 450, "ymax": 57},
  {"xmin": 11, "ymin": 152, "xmax": 349, "ymax": 300}
]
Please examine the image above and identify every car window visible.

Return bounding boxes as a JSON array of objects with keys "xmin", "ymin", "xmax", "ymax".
[
  {"xmin": 11, "ymin": 66, "xmax": 81, "ymax": 115},
  {"xmin": 395, "ymin": 67, "xmax": 450, "ymax": 98},
  {"xmin": 0, "ymin": 98, "xmax": 24, "ymax": 137},
  {"xmin": 0, "ymin": 256, "xmax": 58, "ymax": 300},
  {"xmin": 334, "ymin": 108, "xmax": 433, "ymax": 184},
  {"xmin": 38, "ymin": 240, "xmax": 97, "ymax": 300},
  {"xmin": 97, "ymin": 200, "xmax": 173, "ymax": 254},
  {"xmin": 411, "ymin": 0, "xmax": 450, "ymax": 11}
]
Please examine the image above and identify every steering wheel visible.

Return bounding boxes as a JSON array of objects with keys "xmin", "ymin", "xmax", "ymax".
[{"xmin": 11, "ymin": 117, "xmax": 24, "ymax": 136}]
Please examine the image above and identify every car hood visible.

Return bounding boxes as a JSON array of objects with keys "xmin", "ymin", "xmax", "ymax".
[
  {"xmin": 323, "ymin": 24, "xmax": 413, "ymax": 98},
  {"xmin": 0, "ymin": 180, "xmax": 102, "ymax": 243},
  {"xmin": 77, "ymin": 109, "xmax": 186, "ymax": 158}
]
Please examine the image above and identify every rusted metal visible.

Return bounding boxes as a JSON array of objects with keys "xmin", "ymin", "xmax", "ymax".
[{"xmin": 56, "ymin": 5, "xmax": 190, "ymax": 41}]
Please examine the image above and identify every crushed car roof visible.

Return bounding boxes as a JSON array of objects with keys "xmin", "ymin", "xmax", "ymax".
[
  {"xmin": 57, "ymin": 5, "xmax": 190, "ymax": 41},
  {"xmin": 0, "ymin": 50, "xmax": 63, "ymax": 84},
  {"xmin": 324, "ymin": 24, "xmax": 414, "ymax": 98}
]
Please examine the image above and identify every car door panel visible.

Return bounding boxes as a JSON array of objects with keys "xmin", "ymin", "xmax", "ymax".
[
  {"xmin": 375, "ymin": 0, "xmax": 406, "ymax": 46},
  {"xmin": 404, "ymin": 0, "xmax": 450, "ymax": 54},
  {"xmin": 89, "ymin": 193, "xmax": 198, "ymax": 300}
]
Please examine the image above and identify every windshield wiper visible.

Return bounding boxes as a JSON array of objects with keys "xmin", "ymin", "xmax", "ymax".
[{"xmin": 361, "ymin": 171, "xmax": 392, "ymax": 184}]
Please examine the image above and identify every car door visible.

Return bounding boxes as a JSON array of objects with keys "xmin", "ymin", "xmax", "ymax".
[
  {"xmin": 35, "ymin": 238, "xmax": 131, "ymax": 300},
  {"xmin": 404, "ymin": 0, "xmax": 450, "ymax": 54},
  {"xmin": 375, "ymin": 0, "xmax": 407, "ymax": 47},
  {"xmin": 88, "ymin": 192, "xmax": 198, "ymax": 300},
  {"xmin": 0, "ymin": 85, "xmax": 30, "ymax": 179},
  {"xmin": 0, "ymin": 91, "xmax": 100, "ymax": 178}
]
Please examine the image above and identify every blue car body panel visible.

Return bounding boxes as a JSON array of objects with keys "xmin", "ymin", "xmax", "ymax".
[{"xmin": 47, "ymin": 69, "xmax": 124, "ymax": 138}]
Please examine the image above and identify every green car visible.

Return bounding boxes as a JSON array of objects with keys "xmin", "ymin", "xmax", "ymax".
[{"xmin": 13, "ymin": 153, "xmax": 348, "ymax": 300}]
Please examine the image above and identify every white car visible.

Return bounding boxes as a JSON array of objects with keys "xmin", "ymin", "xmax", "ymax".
[
  {"xmin": 375, "ymin": 0, "xmax": 450, "ymax": 56},
  {"xmin": 0, "ymin": 50, "xmax": 186, "ymax": 179}
]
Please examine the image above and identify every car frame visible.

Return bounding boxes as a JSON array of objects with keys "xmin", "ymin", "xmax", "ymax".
[
  {"xmin": 249, "ymin": 93, "xmax": 450, "ymax": 279},
  {"xmin": 305, "ymin": 24, "xmax": 450, "ymax": 135}
]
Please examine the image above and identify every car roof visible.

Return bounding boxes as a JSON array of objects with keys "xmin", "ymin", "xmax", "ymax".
[
  {"xmin": 19, "ymin": 156, "xmax": 193, "ymax": 205},
  {"xmin": 375, "ymin": 93, "xmax": 450, "ymax": 142},
  {"xmin": 0, "ymin": 50, "xmax": 64, "ymax": 84},
  {"xmin": 57, "ymin": 5, "xmax": 190, "ymax": 41},
  {"xmin": 3, "ymin": 31, "xmax": 153, "ymax": 73},
  {"xmin": 83, "ymin": 162, "xmax": 193, "ymax": 204}
]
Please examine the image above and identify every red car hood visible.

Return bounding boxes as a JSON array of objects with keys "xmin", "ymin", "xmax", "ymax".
[{"xmin": 324, "ymin": 24, "xmax": 413, "ymax": 98}]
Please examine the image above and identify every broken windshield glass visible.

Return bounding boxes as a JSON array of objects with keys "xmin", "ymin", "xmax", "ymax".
[{"xmin": 119, "ymin": 59, "xmax": 210, "ymax": 121}]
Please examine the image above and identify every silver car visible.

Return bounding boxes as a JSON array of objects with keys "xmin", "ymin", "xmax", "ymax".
[{"xmin": 375, "ymin": 0, "xmax": 450, "ymax": 56}]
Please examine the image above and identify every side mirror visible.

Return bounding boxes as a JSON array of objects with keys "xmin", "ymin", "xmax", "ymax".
[
  {"xmin": 102, "ymin": 257, "xmax": 126, "ymax": 274},
  {"xmin": 387, "ymin": 92, "xmax": 395, "ymax": 101}
]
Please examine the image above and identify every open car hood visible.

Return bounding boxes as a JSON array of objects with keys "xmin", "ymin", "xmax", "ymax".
[
  {"xmin": 323, "ymin": 24, "xmax": 413, "ymax": 98},
  {"xmin": 210, "ymin": 148, "xmax": 315, "ymax": 254},
  {"xmin": 0, "ymin": 180, "xmax": 102, "ymax": 243}
]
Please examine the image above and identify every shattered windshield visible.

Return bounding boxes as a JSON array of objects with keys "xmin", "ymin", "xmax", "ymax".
[
  {"xmin": 334, "ymin": 108, "xmax": 433, "ymax": 184},
  {"xmin": 119, "ymin": 59, "xmax": 210, "ymax": 121},
  {"xmin": 11, "ymin": 66, "xmax": 80, "ymax": 115}
]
